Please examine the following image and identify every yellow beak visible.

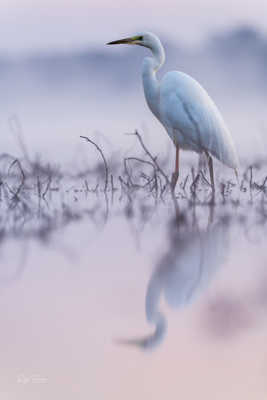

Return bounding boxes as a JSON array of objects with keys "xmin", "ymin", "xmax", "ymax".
[{"xmin": 106, "ymin": 37, "xmax": 136, "ymax": 45}]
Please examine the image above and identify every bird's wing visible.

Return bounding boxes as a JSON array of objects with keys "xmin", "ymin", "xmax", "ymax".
[{"xmin": 159, "ymin": 71, "xmax": 238, "ymax": 168}]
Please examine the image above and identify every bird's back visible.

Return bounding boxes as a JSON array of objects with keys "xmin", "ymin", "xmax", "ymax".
[{"xmin": 159, "ymin": 71, "xmax": 238, "ymax": 168}]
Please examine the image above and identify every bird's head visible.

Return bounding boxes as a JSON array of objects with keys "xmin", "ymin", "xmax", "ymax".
[
  {"xmin": 114, "ymin": 333, "xmax": 165, "ymax": 351},
  {"xmin": 114, "ymin": 335, "xmax": 153, "ymax": 350},
  {"xmin": 106, "ymin": 32, "xmax": 161, "ymax": 51},
  {"xmin": 114, "ymin": 311, "xmax": 167, "ymax": 351}
]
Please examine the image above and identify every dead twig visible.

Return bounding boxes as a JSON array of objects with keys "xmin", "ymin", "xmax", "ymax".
[
  {"xmin": 80, "ymin": 136, "xmax": 109, "ymax": 192},
  {"xmin": 124, "ymin": 157, "xmax": 157, "ymax": 191},
  {"xmin": 129, "ymin": 130, "xmax": 170, "ymax": 192},
  {"xmin": 7, "ymin": 159, "xmax": 26, "ymax": 200}
]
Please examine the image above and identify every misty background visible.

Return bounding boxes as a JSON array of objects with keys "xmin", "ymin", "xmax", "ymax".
[
  {"xmin": 0, "ymin": 3, "xmax": 267, "ymax": 399},
  {"xmin": 0, "ymin": 15, "xmax": 267, "ymax": 166}
]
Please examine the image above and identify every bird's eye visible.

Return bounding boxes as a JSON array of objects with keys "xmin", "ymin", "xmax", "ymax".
[{"xmin": 134, "ymin": 36, "xmax": 143, "ymax": 41}]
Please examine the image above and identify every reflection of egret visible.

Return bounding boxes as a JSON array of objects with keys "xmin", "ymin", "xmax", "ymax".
[
  {"xmin": 117, "ymin": 223, "xmax": 229, "ymax": 350},
  {"xmin": 107, "ymin": 32, "xmax": 238, "ymax": 191}
]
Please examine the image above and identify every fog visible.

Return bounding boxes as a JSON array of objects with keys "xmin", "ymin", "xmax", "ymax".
[
  {"xmin": 1, "ymin": 26, "xmax": 267, "ymax": 164},
  {"xmin": 1, "ymin": 0, "xmax": 267, "ymax": 52},
  {"xmin": 0, "ymin": 22, "xmax": 267, "ymax": 400}
]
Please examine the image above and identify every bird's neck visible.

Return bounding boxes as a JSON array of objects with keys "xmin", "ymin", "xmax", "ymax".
[
  {"xmin": 142, "ymin": 44, "xmax": 165, "ymax": 120},
  {"xmin": 145, "ymin": 311, "xmax": 167, "ymax": 350}
]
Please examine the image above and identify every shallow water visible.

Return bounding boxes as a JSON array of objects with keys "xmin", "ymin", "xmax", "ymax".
[
  {"xmin": 1, "ymin": 23, "xmax": 267, "ymax": 399},
  {"xmin": 0, "ymin": 182, "xmax": 266, "ymax": 399}
]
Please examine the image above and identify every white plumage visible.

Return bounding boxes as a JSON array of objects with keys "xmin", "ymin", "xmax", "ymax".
[
  {"xmin": 107, "ymin": 32, "xmax": 238, "ymax": 190},
  {"xmin": 160, "ymin": 71, "xmax": 238, "ymax": 168}
]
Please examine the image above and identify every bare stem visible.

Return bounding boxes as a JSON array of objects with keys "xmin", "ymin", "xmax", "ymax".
[
  {"xmin": 80, "ymin": 136, "xmax": 109, "ymax": 192},
  {"xmin": 130, "ymin": 130, "xmax": 170, "ymax": 191}
]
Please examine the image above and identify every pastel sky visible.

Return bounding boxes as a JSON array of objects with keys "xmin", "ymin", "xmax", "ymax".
[{"xmin": 1, "ymin": 0, "xmax": 267, "ymax": 52}]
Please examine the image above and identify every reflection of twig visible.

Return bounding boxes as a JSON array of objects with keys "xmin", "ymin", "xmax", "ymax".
[
  {"xmin": 220, "ymin": 182, "xmax": 226, "ymax": 204},
  {"xmin": 7, "ymin": 159, "xmax": 25, "ymax": 200},
  {"xmin": 110, "ymin": 174, "xmax": 117, "ymax": 192},
  {"xmin": 42, "ymin": 176, "xmax": 52, "ymax": 199},
  {"xmin": 190, "ymin": 173, "xmax": 200, "ymax": 198},
  {"xmin": 249, "ymin": 166, "xmax": 253, "ymax": 203},
  {"xmin": 80, "ymin": 136, "xmax": 109, "ymax": 192},
  {"xmin": 254, "ymin": 175, "xmax": 267, "ymax": 194}
]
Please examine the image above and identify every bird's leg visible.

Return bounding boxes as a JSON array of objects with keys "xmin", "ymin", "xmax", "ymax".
[
  {"xmin": 234, "ymin": 168, "xmax": 240, "ymax": 186},
  {"xmin": 171, "ymin": 144, "xmax": 179, "ymax": 191},
  {"xmin": 205, "ymin": 151, "xmax": 215, "ymax": 194},
  {"xmin": 198, "ymin": 153, "xmax": 207, "ymax": 174}
]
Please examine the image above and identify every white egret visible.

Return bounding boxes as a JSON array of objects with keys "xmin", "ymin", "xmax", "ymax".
[{"xmin": 107, "ymin": 32, "xmax": 238, "ymax": 191}]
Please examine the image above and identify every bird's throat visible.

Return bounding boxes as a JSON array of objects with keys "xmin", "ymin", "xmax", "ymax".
[{"xmin": 142, "ymin": 58, "xmax": 161, "ymax": 120}]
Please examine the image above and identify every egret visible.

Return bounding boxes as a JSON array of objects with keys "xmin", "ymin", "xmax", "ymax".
[{"xmin": 107, "ymin": 32, "xmax": 238, "ymax": 191}]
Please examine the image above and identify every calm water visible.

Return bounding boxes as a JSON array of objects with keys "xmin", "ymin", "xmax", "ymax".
[
  {"xmin": 0, "ymin": 23, "xmax": 267, "ymax": 399},
  {"xmin": 0, "ymin": 184, "xmax": 266, "ymax": 399}
]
